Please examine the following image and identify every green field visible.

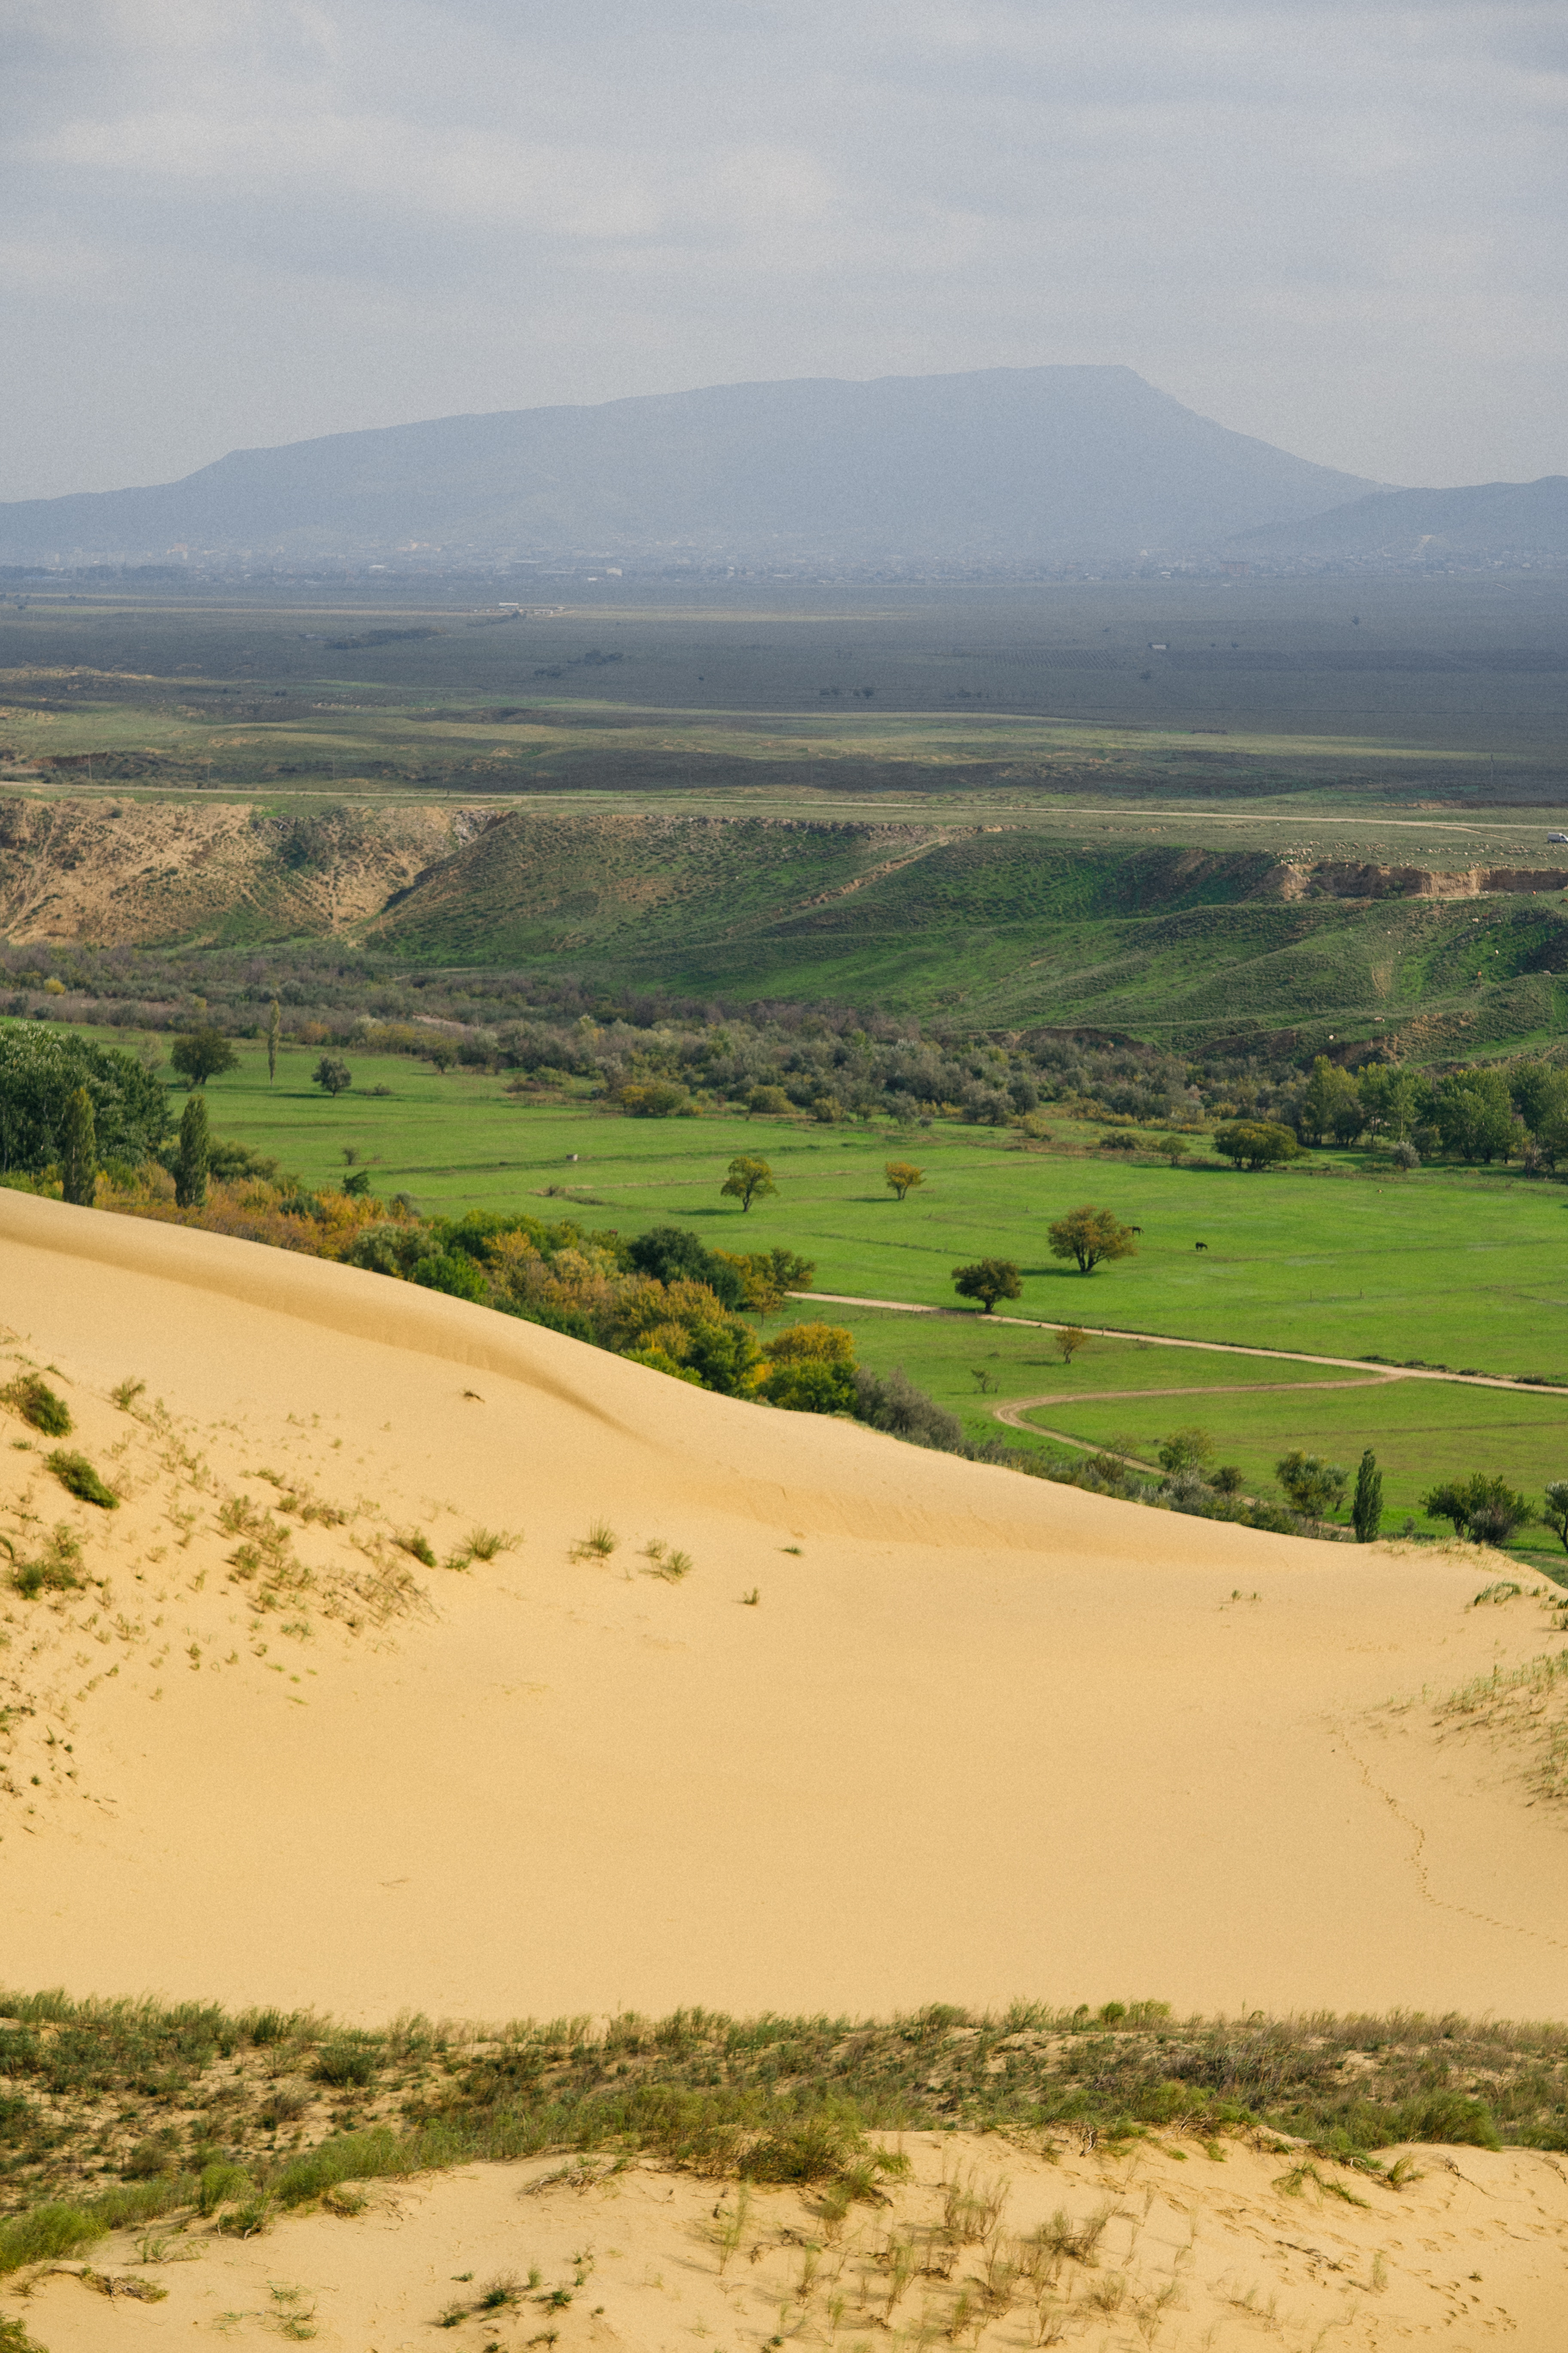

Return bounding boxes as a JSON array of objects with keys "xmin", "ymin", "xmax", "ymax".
[
  {"xmin": 198, "ymin": 1042, "xmax": 1568, "ymax": 1372},
  {"xmin": 133, "ymin": 1038, "xmax": 1568, "ymax": 1528},
  {"xmin": 756, "ymin": 1303, "xmax": 1568, "ymax": 1555}
]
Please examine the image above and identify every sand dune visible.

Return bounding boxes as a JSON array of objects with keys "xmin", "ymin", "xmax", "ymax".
[
  {"xmin": 3, "ymin": 1187, "xmax": 1566, "ymax": 2022},
  {"xmin": 20, "ymin": 2130, "xmax": 1568, "ymax": 2353}
]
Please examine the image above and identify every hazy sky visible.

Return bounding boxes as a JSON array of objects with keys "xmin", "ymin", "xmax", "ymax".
[{"xmin": 3, "ymin": 0, "xmax": 1564, "ymax": 502}]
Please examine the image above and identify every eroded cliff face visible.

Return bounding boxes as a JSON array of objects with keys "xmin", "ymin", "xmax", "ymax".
[
  {"xmin": 1251, "ymin": 860, "xmax": 1568, "ymax": 902},
  {"xmin": 0, "ymin": 798, "xmax": 493, "ymax": 944}
]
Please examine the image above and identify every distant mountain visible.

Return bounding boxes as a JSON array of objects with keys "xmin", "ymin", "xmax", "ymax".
[
  {"xmin": 0, "ymin": 367, "xmax": 1378, "ymax": 565},
  {"xmin": 1233, "ymin": 477, "xmax": 1568, "ymax": 563}
]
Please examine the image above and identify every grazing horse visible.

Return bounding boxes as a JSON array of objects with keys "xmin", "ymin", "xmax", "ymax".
[
  {"xmin": 1194, "ymin": 1240, "xmax": 1208, "ymax": 1250},
  {"xmin": 1130, "ymin": 1225, "xmax": 1143, "ymax": 1234}
]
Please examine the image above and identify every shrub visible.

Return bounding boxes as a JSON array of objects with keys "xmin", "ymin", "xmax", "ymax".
[
  {"xmin": 617, "ymin": 1080, "xmax": 690, "ymax": 1117},
  {"xmin": 884, "ymin": 1160, "xmax": 924, "ymax": 1200},
  {"xmin": 759, "ymin": 1359, "xmax": 856, "ymax": 1415},
  {"xmin": 6, "ymin": 1525, "xmax": 85, "ymax": 1598},
  {"xmin": 47, "ymin": 1451, "xmax": 119, "ymax": 1508},
  {"xmin": 1158, "ymin": 1427, "xmax": 1214, "ymax": 1476},
  {"xmin": 313, "ymin": 1056, "xmax": 352, "ymax": 1098},
  {"xmin": 1424, "ymin": 1473, "xmax": 1534, "ymax": 1546},
  {"xmin": 851, "ymin": 1367, "xmax": 963, "ymax": 1451},
  {"xmin": 314, "ymin": 2045, "xmax": 376, "ymax": 2087},
  {"xmin": 1213, "ymin": 1121, "xmax": 1304, "ymax": 1170},
  {"xmin": 0, "ymin": 2199, "xmax": 106, "ymax": 2274},
  {"xmin": 1277, "ymin": 1452, "xmax": 1348, "ymax": 1520},
  {"xmin": 2, "ymin": 1373, "xmax": 72, "ymax": 1435},
  {"xmin": 625, "ymin": 1226, "xmax": 746, "ymax": 1309}
]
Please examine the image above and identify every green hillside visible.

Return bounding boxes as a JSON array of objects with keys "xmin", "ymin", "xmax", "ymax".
[{"xmin": 366, "ymin": 815, "xmax": 1568, "ymax": 1050}]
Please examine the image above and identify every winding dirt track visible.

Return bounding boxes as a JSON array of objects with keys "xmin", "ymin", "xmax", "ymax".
[{"xmin": 803, "ymin": 1290, "xmax": 1568, "ymax": 1395}]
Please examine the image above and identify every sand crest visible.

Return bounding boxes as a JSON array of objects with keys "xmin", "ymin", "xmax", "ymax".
[{"xmin": 2, "ymin": 1187, "xmax": 1565, "ymax": 2020}]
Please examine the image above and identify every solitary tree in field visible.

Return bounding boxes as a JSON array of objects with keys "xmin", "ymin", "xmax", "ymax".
[
  {"xmin": 1047, "ymin": 1204, "xmax": 1138, "ymax": 1274},
  {"xmin": 884, "ymin": 1161, "xmax": 924, "ymax": 1201},
  {"xmin": 721, "ymin": 1154, "xmax": 777, "ymax": 1213},
  {"xmin": 60, "ymin": 1086, "xmax": 96, "ymax": 1207},
  {"xmin": 951, "ymin": 1258, "xmax": 1022, "ymax": 1314},
  {"xmin": 1351, "ymin": 1449, "xmax": 1383, "ymax": 1544},
  {"xmin": 1153, "ymin": 1134, "xmax": 1189, "ymax": 1164},
  {"xmin": 174, "ymin": 1093, "xmax": 210, "ymax": 1209},
  {"xmin": 1056, "ymin": 1324, "xmax": 1089, "ymax": 1366},
  {"xmin": 313, "ymin": 1055, "xmax": 353, "ymax": 1099},
  {"xmin": 170, "ymin": 1027, "xmax": 239, "ymax": 1090},
  {"xmin": 266, "ymin": 999, "xmax": 281, "ymax": 1085}
]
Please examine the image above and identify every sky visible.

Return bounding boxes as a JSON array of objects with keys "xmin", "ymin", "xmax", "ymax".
[{"xmin": 3, "ymin": 0, "xmax": 1565, "ymax": 503}]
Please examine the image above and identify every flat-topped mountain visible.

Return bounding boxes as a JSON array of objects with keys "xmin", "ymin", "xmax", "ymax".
[{"xmin": 0, "ymin": 364, "xmax": 1376, "ymax": 564}]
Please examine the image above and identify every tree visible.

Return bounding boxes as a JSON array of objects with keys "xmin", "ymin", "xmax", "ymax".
[
  {"xmin": 1541, "ymin": 1481, "xmax": 1568, "ymax": 1554},
  {"xmin": 1213, "ymin": 1121, "xmax": 1305, "ymax": 1171},
  {"xmin": 1425, "ymin": 1069, "xmax": 1514, "ymax": 1164},
  {"xmin": 1359, "ymin": 1064, "xmax": 1417, "ymax": 1143},
  {"xmin": 169, "ymin": 1028, "xmax": 239, "ymax": 1090},
  {"xmin": 1046, "ymin": 1204, "xmax": 1138, "ymax": 1274},
  {"xmin": 1351, "ymin": 1449, "xmax": 1383, "ymax": 1543},
  {"xmin": 1056, "ymin": 1324, "xmax": 1089, "ymax": 1365},
  {"xmin": 1516, "ymin": 1066, "xmax": 1568, "ymax": 1169},
  {"xmin": 0, "ymin": 1022, "xmax": 167, "ymax": 1176},
  {"xmin": 1277, "ymin": 1451, "xmax": 1348, "ymax": 1520},
  {"xmin": 951, "ymin": 1258, "xmax": 1022, "ymax": 1313},
  {"xmin": 885, "ymin": 1160, "xmax": 924, "ymax": 1200},
  {"xmin": 1423, "ymin": 1472, "xmax": 1534, "ymax": 1546},
  {"xmin": 59, "ymin": 1086, "xmax": 96, "ymax": 1207},
  {"xmin": 266, "ymin": 999, "xmax": 281, "ymax": 1086},
  {"xmin": 174, "ymin": 1093, "xmax": 210, "ymax": 1209},
  {"xmin": 313, "ymin": 1056, "xmax": 352, "ymax": 1099},
  {"xmin": 721, "ymin": 1155, "xmax": 776, "ymax": 1213},
  {"xmin": 1299, "ymin": 1055, "xmax": 1362, "ymax": 1146},
  {"xmin": 747, "ymin": 1085, "xmax": 791, "ymax": 1116},
  {"xmin": 1153, "ymin": 1134, "xmax": 1188, "ymax": 1164}
]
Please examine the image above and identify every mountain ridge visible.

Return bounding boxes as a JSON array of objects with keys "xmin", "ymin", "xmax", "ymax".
[{"xmin": 0, "ymin": 364, "xmax": 1377, "ymax": 564}]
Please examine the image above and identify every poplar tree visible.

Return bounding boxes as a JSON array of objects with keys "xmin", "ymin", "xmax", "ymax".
[
  {"xmin": 1352, "ymin": 1449, "xmax": 1383, "ymax": 1544},
  {"xmin": 174, "ymin": 1093, "xmax": 210, "ymax": 1209},
  {"xmin": 267, "ymin": 999, "xmax": 281, "ymax": 1085},
  {"xmin": 60, "ymin": 1086, "xmax": 97, "ymax": 1207}
]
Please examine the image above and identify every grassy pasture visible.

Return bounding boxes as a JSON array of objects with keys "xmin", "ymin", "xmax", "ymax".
[
  {"xmin": 750, "ymin": 1303, "xmax": 1568, "ymax": 1554},
  {"xmin": 139, "ymin": 1039, "xmax": 1568, "ymax": 1459}
]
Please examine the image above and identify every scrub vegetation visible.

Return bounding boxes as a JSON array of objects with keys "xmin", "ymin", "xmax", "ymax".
[{"xmin": 5, "ymin": 1989, "xmax": 1568, "ymax": 2265}]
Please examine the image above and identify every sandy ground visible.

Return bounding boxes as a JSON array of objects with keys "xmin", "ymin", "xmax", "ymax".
[
  {"xmin": 3, "ymin": 1188, "xmax": 1567, "ymax": 2022},
  {"xmin": 13, "ymin": 2130, "xmax": 1568, "ymax": 2353}
]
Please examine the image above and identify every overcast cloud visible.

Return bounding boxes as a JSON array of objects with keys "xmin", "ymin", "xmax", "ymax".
[{"xmin": 3, "ymin": 0, "xmax": 1564, "ymax": 500}]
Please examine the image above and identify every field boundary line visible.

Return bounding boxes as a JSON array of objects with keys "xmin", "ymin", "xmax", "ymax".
[{"xmin": 795, "ymin": 1292, "xmax": 1568, "ymax": 1395}]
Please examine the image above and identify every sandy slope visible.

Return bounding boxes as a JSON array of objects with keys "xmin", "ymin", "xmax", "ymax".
[
  {"xmin": 16, "ymin": 2131, "xmax": 1568, "ymax": 2353},
  {"xmin": 2, "ymin": 1188, "xmax": 1566, "ymax": 2022}
]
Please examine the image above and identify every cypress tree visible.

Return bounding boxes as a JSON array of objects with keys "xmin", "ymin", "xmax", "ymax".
[
  {"xmin": 60, "ymin": 1085, "xmax": 97, "ymax": 1207},
  {"xmin": 1352, "ymin": 1448, "xmax": 1383, "ymax": 1544},
  {"xmin": 174, "ymin": 1093, "xmax": 210, "ymax": 1209},
  {"xmin": 266, "ymin": 999, "xmax": 281, "ymax": 1085}
]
